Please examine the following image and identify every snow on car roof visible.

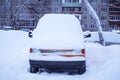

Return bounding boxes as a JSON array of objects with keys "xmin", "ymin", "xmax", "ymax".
[
  {"xmin": 33, "ymin": 14, "xmax": 83, "ymax": 35},
  {"xmin": 31, "ymin": 14, "xmax": 84, "ymax": 49}
]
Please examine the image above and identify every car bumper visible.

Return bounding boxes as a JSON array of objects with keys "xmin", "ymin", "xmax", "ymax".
[{"xmin": 29, "ymin": 60, "xmax": 86, "ymax": 71}]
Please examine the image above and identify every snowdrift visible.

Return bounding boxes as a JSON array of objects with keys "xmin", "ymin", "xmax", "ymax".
[{"xmin": 0, "ymin": 30, "xmax": 120, "ymax": 80}]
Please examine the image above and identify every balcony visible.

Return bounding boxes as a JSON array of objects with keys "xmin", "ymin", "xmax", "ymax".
[{"xmin": 62, "ymin": 3, "xmax": 81, "ymax": 7}]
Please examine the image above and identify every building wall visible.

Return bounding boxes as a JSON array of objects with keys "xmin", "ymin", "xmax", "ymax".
[
  {"xmin": 52, "ymin": 0, "xmax": 62, "ymax": 13},
  {"xmin": 62, "ymin": 0, "xmax": 82, "ymax": 20},
  {"xmin": 81, "ymin": 0, "xmax": 109, "ymax": 31},
  {"xmin": 109, "ymin": 1, "xmax": 120, "ymax": 30},
  {"xmin": 39, "ymin": 0, "xmax": 82, "ymax": 20},
  {"xmin": 1, "ymin": 0, "xmax": 120, "ymax": 31},
  {"xmin": 0, "ymin": 0, "xmax": 82, "ymax": 30}
]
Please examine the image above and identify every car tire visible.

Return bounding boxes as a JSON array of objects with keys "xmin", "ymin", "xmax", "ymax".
[
  {"xmin": 78, "ymin": 66, "xmax": 86, "ymax": 74},
  {"xmin": 68, "ymin": 71, "xmax": 75, "ymax": 75},
  {"xmin": 30, "ymin": 66, "xmax": 39, "ymax": 73}
]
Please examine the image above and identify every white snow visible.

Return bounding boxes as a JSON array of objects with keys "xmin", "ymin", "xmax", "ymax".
[
  {"xmin": 30, "ymin": 53, "xmax": 85, "ymax": 61},
  {"xmin": 33, "ymin": 14, "xmax": 83, "ymax": 35},
  {"xmin": 31, "ymin": 14, "xmax": 84, "ymax": 49},
  {"xmin": 31, "ymin": 35, "xmax": 84, "ymax": 49},
  {"xmin": 112, "ymin": 30, "xmax": 120, "ymax": 34},
  {"xmin": 85, "ymin": 31, "xmax": 120, "ymax": 43},
  {"xmin": 0, "ymin": 30, "xmax": 120, "ymax": 80}
]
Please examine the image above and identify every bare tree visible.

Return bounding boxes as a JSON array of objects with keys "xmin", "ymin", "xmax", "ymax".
[
  {"xmin": 4, "ymin": 0, "xmax": 22, "ymax": 29},
  {"xmin": 1, "ymin": 0, "xmax": 50, "ymax": 29},
  {"xmin": 25, "ymin": 0, "xmax": 45, "ymax": 17}
]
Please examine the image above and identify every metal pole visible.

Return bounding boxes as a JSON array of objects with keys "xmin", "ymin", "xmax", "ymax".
[{"xmin": 82, "ymin": 0, "xmax": 105, "ymax": 46}]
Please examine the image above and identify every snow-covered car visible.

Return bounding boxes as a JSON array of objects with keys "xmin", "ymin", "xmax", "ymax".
[
  {"xmin": 2, "ymin": 26, "xmax": 14, "ymax": 30},
  {"xmin": 29, "ymin": 14, "xmax": 86, "ymax": 74}
]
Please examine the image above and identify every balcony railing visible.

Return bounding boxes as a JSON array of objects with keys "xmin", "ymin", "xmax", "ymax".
[{"xmin": 62, "ymin": 3, "xmax": 81, "ymax": 7}]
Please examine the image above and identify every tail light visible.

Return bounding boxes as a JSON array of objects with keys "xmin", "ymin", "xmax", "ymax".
[
  {"xmin": 29, "ymin": 48, "xmax": 39, "ymax": 53},
  {"xmin": 29, "ymin": 48, "xmax": 86, "ymax": 57},
  {"xmin": 81, "ymin": 49, "xmax": 85, "ymax": 57},
  {"xmin": 30, "ymin": 48, "xmax": 33, "ymax": 53}
]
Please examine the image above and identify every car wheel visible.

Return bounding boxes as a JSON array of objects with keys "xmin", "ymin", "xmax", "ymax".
[
  {"xmin": 30, "ymin": 66, "xmax": 39, "ymax": 73},
  {"xmin": 68, "ymin": 71, "xmax": 75, "ymax": 75},
  {"xmin": 78, "ymin": 66, "xmax": 86, "ymax": 74}
]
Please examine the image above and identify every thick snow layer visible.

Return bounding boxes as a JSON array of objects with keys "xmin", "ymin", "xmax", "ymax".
[
  {"xmin": 30, "ymin": 53, "xmax": 85, "ymax": 61},
  {"xmin": 0, "ymin": 30, "xmax": 120, "ymax": 80},
  {"xmin": 31, "ymin": 14, "xmax": 84, "ymax": 49},
  {"xmin": 33, "ymin": 14, "xmax": 83, "ymax": 35},
  {"xmin": 31, "ymin": 35, "xmax": 84, "ymax": 49}
]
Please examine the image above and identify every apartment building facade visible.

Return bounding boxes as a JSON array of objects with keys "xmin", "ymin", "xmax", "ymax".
[
  {"xmin": 2, "ymin": 0, "xmax": 120, "ymax": 31},
  {"xmin": 0, "ymin": 0, "xmax": 82, "ymax": 30},
  {"xmin": 52, "ymin": 0, "xmax": 62, "ymax": 13},
  {"xmin": 17, "ymin": 0, "xmax": 82, "ymax": 30},
  {"xmin": 109, "ymin": 0, "xmax": 120, "ymax": 30},
  {"xmin": 62, "ymin": 0, "xmax": 82, "ymax": 19},
  {"xmin": 51, "ymin": 0, "xmax": 82, "ymax": 19},
  {"xmin": 81, "ymin": 0, "xmax": 110, "ymax": 31}
]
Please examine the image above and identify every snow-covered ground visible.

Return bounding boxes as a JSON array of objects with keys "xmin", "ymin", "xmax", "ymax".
[
  {"xmin": 84, "ymin": 31, "xmax": 120, "ymax": 44},
  {"xmin": 0, "ymin": 30, "xmax": 120, "ymax": 80}
]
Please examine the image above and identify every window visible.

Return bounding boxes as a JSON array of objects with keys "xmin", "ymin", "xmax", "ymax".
[
  {"xmin": 84, "ymin": 24, "xmax": 87, "ymax": 27},
  {"xmin": 65, "ymin": 0, "xmax": 79, "ymax": 3},
  {"xmin": 83, "ymin": 7, "xmax": 87, "ymax": 11},
  {"xmin": 101, "ymin": 8, "xmax": 108, "ymax": 12},
  {"xmin": 109, "ymin": 0, "xmax": 120, "ymax": 3},
  {"xmin": 63, "ymin": 8, "xmax": 70, "ymax": 13},
  {"xmin": 101, "ymin": 0, "xmax": 107, "ymax": 3},
  {"xmin": 54, "ymin": 0, "xmax": 59, "ymax": 4},
  {"xmin": 73, "ymin": 0, "xmax": 79, "ymax": 3},
  {"xmin": 101, "ymin": 24, "xmax": 107, "ymax": 28},
  {"xmin": 94, "ymin": 8, "xmax": 98, "ymax": 12},
  {"xmin": 54, "ymin": 7, "xmax": 61, "ymax": 12},
  {"xmin": 109, "ymin": 8, "xmax": 120, "ymax": 12},
  {"xmin": 110, "ymin": 15, "xmax": 120, "ymax": 21},
  {"xmin": 83, "ymin": 16, "xmax": 87, "ymax": 20},
  {"xmin": 74, "ymin": 8, "xmax": 79, "ymax": 12},
  {"xmin": 101, "ymin": 16, "xmax": 107, "ymax": 20},
  {"xmin": 91, "ymin": 24, "xmax": 96, "ymax": 28},
  {"xmin": 90, "ymin": 0, "xmax": 97, "ymax": 3},
  {"xmin": 65, "ymin": 0, "xmax": 70, "ymax": 3},
  {"xmin": 26, "ymin": 22, "xmax": 30, "ymax": 26},
  {"xmin": 111, "ymin": 25, "xmax": 120, "ymax": 30}
]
